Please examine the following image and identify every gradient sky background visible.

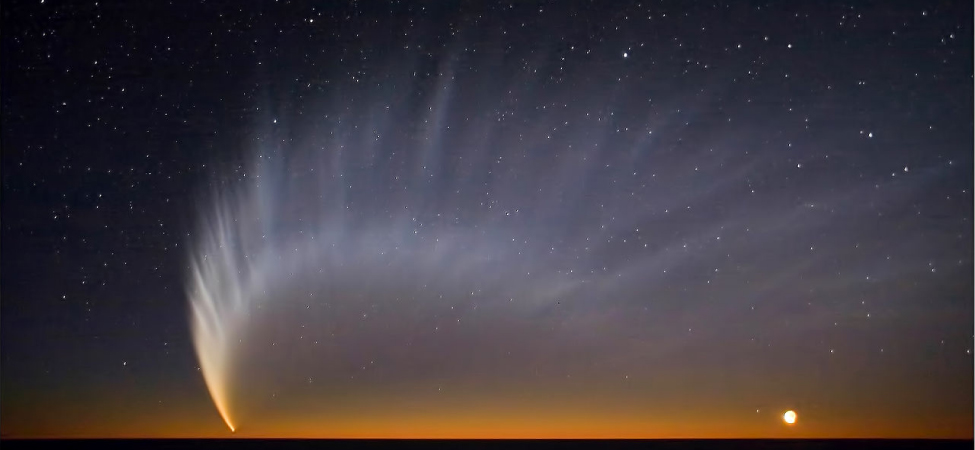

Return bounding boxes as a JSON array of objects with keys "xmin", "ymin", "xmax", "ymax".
[{"xmin": 2, "ymin": 0, "xmax": 973, "ymax": 439}]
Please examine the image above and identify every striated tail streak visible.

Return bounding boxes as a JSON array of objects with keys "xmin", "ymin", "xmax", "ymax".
[{"xmin": 188, "ymin": 189, "xmax": 259, "ymax": 434}]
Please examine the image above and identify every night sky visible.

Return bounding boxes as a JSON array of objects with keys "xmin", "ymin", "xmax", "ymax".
[{"xmin": 2, "ymin": 0, "xmax": 973, "ymax": 439}]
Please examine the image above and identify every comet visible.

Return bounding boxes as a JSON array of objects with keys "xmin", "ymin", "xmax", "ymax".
[{"xmin": 184, "ymin": 46, "xmax": 700, "ymax": 432}]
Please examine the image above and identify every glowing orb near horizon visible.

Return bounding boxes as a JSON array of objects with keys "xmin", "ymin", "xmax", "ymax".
[{"xmin": 783, "ymin": 410, "xmax": 797, "ymax": 425}]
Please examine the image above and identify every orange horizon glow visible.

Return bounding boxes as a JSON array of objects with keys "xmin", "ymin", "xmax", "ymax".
[{"xmin": 4, "ymin": 391, "xmax": 972, "ymax": 440}]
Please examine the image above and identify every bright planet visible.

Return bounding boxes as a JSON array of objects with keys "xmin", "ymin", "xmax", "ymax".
[{"xmin": 784, "ymin": 410, "xmax": 798, "ymax": 425}]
